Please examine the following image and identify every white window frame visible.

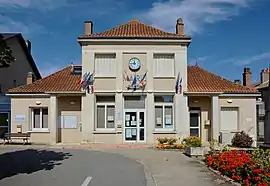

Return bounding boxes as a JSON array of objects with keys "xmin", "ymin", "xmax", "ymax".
[
  {"xmin": 189, "ymin": 110, "xmax": 200, "ymax": 137},
  {"xmin": 153, "ymin": 54, "xmax": 175, "ymax": 78},
  {"xmin": 96, "ymin": 102, "xmax": 115, "ymax": 130},
  {"xmin": 154, "ymin": 102, "xmax": 174, "ymax": 131},
  {"xmin": 31, "ymin": 107, "xmax": 49, "ymax": 132},
  {"xmin": 94, "ymin": 53, "xmax": 116, "ymax": 78}
]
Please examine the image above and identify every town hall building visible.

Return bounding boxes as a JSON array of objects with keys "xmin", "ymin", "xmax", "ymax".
[{"xmin": 7, "ymin": 18, "xmax": 259, "ymax": 146}]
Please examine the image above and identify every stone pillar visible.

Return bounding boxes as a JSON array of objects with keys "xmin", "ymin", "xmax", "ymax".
[
  {"xmin": 50, "ymin": 95, "xmax": 58, "ymax": 144},
  {"xmin": 211, "ymin": 96, "xmax": 220, "ymax": 141},
  {"xmin": 81, "ymin": 51, "xmax": 95, "ymax": 143},
  {"xmin": 146, "ymin": 52, "xmax": 153, "ymax": 91},
  {"xmin": 175, "ymin": 95, "xmax": 189, "ymax": 138},
  {"xmin": 116, "ymin": 52, "xmax": 123, "ymax": 91},
  {"xmin": 146, "ymin": 93, "xmax": 155, "ymax": 144},
  {"xmin": 115, "ymin": 93, "xmax": 123, "ymax": 132}
]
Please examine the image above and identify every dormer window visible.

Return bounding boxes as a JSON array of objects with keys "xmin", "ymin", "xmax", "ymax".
[{"xmin": 71, "ymin": 65, "xmax": 82, "ymax": 74}]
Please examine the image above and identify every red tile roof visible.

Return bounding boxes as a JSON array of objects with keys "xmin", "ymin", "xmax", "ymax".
[
  {"xmin": 8, "ymin": 66, "xmax": 81, "ymax": 93},
  {"xmin": 79, "ymin": 19, "xmax": 190, "ymax": 39},
  {"xmin": 8, "ymin": 65, "xmax": 257, "ymax": 93},
  {"xmin": 188, "ymin": 66, "xmax": 256, "ymax": 93}
]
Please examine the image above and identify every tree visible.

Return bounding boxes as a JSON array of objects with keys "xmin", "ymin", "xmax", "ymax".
[{"xmin": 0, "ymin": 34, "xmax": 15, "ymax": 68}]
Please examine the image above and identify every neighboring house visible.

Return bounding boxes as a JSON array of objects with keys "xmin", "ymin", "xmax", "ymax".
[
  {"xmin": 0, "ymin": 33, "xmax": 41, "ymax": 138},
  {"xmin": 242, "ymin": 68, "xmax": 269, "ymax": 144},
  {"xmin": 7, "ymin": 19, "xmax": 260, "ymax": 146},
  {"xmin": 252, "ymin": 68, "xmax": 270, "ymax": 145},
  {"xmin": 265, "ymin": 73, "xmax": 270, "ymax": 145}
]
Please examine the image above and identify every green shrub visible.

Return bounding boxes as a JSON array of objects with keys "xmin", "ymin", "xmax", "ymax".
[
  {"xmin": 167, "ymin": 138, "xmax": 178, "ymax": 145},
  {"xmin": 157, "ymin": 137, "xmax": 169, "ymax": 144},
  {"xmin": 231, "ymin": 131, "xmax": 253, "ymax": 148},
  {"xmin": 183, "ymin": 136, "xmax": 202, "ymax": 147}
]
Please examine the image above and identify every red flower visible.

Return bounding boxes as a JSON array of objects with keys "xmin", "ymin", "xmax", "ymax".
[
  {"xmin": 255, "ymin": 176, "xmax": 261, "ymax": 181},
  {"xmin": 258, "ymin": 182, "xmax": 268, "ymax": 186},
  {"xmin": 232, "ymin": 175, "xmax": 241, "ymax": 181},
  {"xmin": 243, "ymin": 179, "xmax": 249, "ymax": 185}
]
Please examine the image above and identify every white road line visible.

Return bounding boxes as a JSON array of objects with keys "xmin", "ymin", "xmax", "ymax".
[{"xmin": 81, "ymin": 176, "xmax": 92, "ymax": 186}]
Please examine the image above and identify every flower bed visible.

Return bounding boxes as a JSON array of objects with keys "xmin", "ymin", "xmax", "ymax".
[
  {"xmin": 204, "ymin": 149, "xmax": 270, "ymax": 185},
  {"xmin": 155, "ymin": 137, "xmax": 185, "ymax": 150},
  {"xmin": 182, "ymin": 136, "xmax": 206, "ymax": 156}
]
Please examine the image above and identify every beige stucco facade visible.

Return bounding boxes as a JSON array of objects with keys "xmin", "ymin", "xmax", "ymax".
[{"xmin": 8, "ymin": 39, "xmax": 258, "ymax": 147}]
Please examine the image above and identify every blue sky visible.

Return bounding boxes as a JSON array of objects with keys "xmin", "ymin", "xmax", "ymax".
[{"xmin": 0, "ymin": 0, "xmax": 270, "ymax": 84}]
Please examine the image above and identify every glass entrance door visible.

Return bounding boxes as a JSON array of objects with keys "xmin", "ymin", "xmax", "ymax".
[{"xmin": 124, "ymin": 109, "xmax": 146, "ymax": 142}]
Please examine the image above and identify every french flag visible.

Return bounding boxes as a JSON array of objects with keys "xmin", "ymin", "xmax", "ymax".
[
  {"xmin": 131, "ymin": 74, "xmax": 137, "ymax": 88},
  {"xmin": 175, "ymin": 73, "xmax": 182, "ymax": 94},
  {"xmin": 139, "ymin": 71, "xmax": 147, "ymax": 88}
]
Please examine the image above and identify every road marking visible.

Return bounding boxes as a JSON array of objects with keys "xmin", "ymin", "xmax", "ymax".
[{"xmin": 81, "ymin": 176, "xmax": 92, "ymax": 186}]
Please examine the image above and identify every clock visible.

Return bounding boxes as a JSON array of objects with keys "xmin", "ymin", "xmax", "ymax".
[{"xmin": 129, "ymin": 57, "xmax": 141, "ymax": 71}]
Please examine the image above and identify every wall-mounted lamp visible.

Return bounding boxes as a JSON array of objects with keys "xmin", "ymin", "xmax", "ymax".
[
  {"xmin": 193, "ymin": 100, "xmax": 199, "ymax": 103},
  {"xmin": 70, "ymin": 100, "xmax": 76, "ymax": 105},
  {"xmin": 227, "ymin": 99, "xmax": 233, "ymax": 103},
  {"xmin": 36, "ymin": 101, "xmax": 41, "ymax": 105}
]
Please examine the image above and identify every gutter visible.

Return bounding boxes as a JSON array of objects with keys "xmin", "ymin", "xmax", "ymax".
[
  {"xmin": 185, "ymin": 92, "xmax": 223, "ymax": 95},
  {"xmin": 6, "ymin": 93, "xmax": 50, "ymax": 97}
]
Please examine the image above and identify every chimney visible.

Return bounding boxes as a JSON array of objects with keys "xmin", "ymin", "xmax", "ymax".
[
  {"xmin": 242, "ymin": 67, "xmax": 252, "ymax": 87},
  {"xmin": 176, "ymin": 18, "xmax": 184, "ymax": 35},
  {"xmin": 27, "ymin": 72, "xmax": 34, "ymax": 85},
  {"xmin": 25, "ymin": 40, "xmax": 31, "ymax": 54},
  {"xmin": 234, "ymin": 79, "xmax": 241, "ymax": 85},
  {"xmin": 260, "ymin": 68, "xmax": 270, "ymax": 83},
  {"xmin": 84, "ymin": 21, "xmax": 93, "ymax": 35}
]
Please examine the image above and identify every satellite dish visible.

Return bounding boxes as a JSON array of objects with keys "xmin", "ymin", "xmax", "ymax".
[{"xmin": 257, "ymin": 98, "xmax": 262, "ymax": 102}]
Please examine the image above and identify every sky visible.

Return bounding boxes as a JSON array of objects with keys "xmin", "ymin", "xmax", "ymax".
[{"xmin": 0, "ymin": 0, "xmax": 270, "ymax": 84}]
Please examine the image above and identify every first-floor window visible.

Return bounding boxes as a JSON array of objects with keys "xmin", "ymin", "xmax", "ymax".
[
  {"xmin": 96, "ymin": 104, "xmax": 115, "ymax": 129},
  {"xmin": 31, "ymin": 108, "xmax": 48, "ymax": 131},
  {"xmin": 155, "ymin": 104, "xmax": 173, "ymax": 129},
  {"xmin": 189, "ymin": 111, "xmax": 200, "ymax": 137}
]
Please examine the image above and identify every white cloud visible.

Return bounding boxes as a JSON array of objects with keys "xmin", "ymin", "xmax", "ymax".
[
  {"xmin": 0, "ymin": 0, "xmax": 67, "ymax": 10},
  {"xmin": 0, "ymin": 14, "xmax": 46, "ymax": 36},
  {"xmin": 139, "ymin": 0, "xmax": 254, "ymax": 35},
  {"xmin": 219, "ymin": 51, "xmax": 270, "ymax": 65}
]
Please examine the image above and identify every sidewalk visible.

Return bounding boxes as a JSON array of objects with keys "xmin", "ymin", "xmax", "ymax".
[{"xmin": 95, "ymin": 148, "xmax": 232, "ymax": 186}]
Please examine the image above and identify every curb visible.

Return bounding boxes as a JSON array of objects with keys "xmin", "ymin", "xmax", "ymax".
[
  {"xmin": 0, "ymin": 144, "xmax": 152, "ymax": 150},
  {"xmin": 196, "ymin": 159, "xmax": 241, "ymax": 186},
  {"xmin": 135, "ymin": 159, "xmax": 157, "ymax": 186},
  {"xmin": 151, "ymin": 147, "xmax": 184, "ymax": 152}
]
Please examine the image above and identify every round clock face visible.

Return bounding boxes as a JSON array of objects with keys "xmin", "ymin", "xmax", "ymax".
[{"xmin": 129, "ymin": 57, "xmax": 141, "ymax": 71}]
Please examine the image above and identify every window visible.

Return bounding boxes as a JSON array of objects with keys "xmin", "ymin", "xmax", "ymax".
[
  {"xmin": 220, "ymin": 107, "xmax": 238, "ymax": 131},
  {"xmin": 96, "ymin": 96, "xmax": 115, "ymax": 129},
  {"xmin": 153, "ymin": 54, "xmax": 174, "ymax": 77},
  {"xmin": 154, "ymin": 96, "xmax": 173, "ymax": 129},
  {"xmin": 60, "ymin": 115, "xmax": 78, "ymax": 129},
  {"xmin": 94, "ymin": 54, "xmax": 116, "ymax": 77},
  {"xmin": 31, "ymin": 108, "xmax": 48, "ymax": 131},
  {"xmin": 190, "ymin": 111, "xmax": 200, "ymax": 137}
]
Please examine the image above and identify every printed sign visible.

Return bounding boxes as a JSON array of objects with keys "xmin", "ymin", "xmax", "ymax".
[{"xmin": 14, "ymin": 115, "xmax": 25, "ymax": 121}]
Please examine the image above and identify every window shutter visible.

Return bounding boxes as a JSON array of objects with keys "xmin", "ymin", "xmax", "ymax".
[
  {"xmin": 154, "ymin": 54, "xmax": 174, "ymax": 77},
  {"xmin": 95, "ymin": 54, "xmax": 116, "ymax": 77}
]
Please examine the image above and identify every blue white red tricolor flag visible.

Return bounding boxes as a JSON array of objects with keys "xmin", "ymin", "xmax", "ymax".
[
  {"xmin": 139, "ymin": 71, "xmax": 147, "ymax": 89},
  {"xmin": 131, "ymin": 74, "xmax": 137, "ymax": 88},
  {"xmin": 80, "ymin": 72, "xmax": 94, "ymax": 94},
  {"xmin": 175, "ymin": 72, "xmax": 183, "ymax": 94}
]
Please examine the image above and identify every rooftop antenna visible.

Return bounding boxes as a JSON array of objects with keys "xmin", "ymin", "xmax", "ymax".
[{"xmin": 195, "ymin": 58, "xmax": 199, "ymax": 66}]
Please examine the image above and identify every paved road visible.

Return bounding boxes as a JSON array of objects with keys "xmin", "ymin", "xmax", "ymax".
[{"xmin": 0, "ymin": 148, "xmax": 146, "ymax": 186}]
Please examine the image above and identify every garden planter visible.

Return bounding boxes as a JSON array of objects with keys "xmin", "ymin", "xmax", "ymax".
[{"xmin": 184, "ymin": 146, "xmax": 205, "ymax": 156}]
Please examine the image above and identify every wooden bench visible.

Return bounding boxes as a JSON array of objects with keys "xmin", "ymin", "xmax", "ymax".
[{"xmin": 3, "ymin": 133, "xmax": 31, "ymax": 145}]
